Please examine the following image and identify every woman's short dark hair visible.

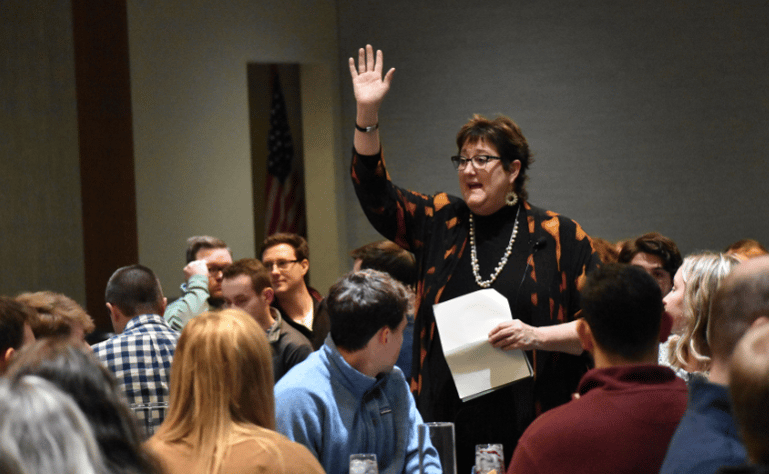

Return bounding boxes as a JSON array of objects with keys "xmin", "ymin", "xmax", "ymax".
[
  {"xmin": 456, "ymin": 114, "xmax": 533, "ymax": 202},
  {"xmin": 328, "ymin": 270, "xmax": 409, "ymax": 352}
]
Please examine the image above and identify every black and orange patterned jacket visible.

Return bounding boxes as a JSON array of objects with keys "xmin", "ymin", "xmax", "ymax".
[{"xmin": 351, "ymin": 149, "xmax": 601, "ymax": 413}]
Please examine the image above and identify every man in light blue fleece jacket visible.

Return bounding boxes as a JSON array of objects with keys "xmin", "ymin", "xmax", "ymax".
[{"xmin": 275, "ymin": 269, "xmax": 442, "ymax": 474}]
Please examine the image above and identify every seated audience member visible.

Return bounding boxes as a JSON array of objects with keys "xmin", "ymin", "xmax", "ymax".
[
  {"xmin": 0, "ymin": 297, "xmax": 36, "ymax": 373},
  {"xmin": 165, "ymin": 235, "xmax": 233, "ymax": 330},
  {"xmin": 0, "ymin": 375, "xmax": 106, "ymax": 474},
  {"xmin": 275, "ymin": 270, "xmax": 442, "ymax": 474},
  {"xmin": 618, "ymin": 231, "xmax": 682, "ymax": 295},
  {"xmin": 261, "ymin": 232, "xmax": 329, "ymax": 349},
  {"xmin": 506, "ymin": 263, "xmax": 687, "ymax": 474},
  {"xmin": 661, "ymin": 252, "xmax": 740, "ymax": 377},
  {"xmin": 93, "ymin": 265, "xmax": 179, "ymax": 434},
  {"xmin": 221, "ymin": 258, "xmax": 312, "ymax": 382},
  {"xmin": 725, "ymin": 238, "xmax": 769, "ymax": 262},
  {"xmin": 146, "ymin": 309, "xmax": 325, "ymax": 474},
  {"xmin": 7, "ymin": 339, "xmax": 160, "ymax": 474},
  {"xmin": 16, "ymin": 290, "xmax": 95, "ymax": 351},
  {"xmin": 659, "ymin": 257, "xmax": 769, "ymax": 473},
  {"xmin": 350, "ymin": 239, "xmax": 417, "ymax": 380},
  {"xmin": 591, "ymin": 237, "xmax": 619, "ymax": 264},
  {"xmin": 719, "ymin": 320, "xmax": 769, "ymax": 474}
]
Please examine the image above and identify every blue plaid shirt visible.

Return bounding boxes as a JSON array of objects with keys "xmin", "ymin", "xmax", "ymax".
[{"xmin": 93, "ymin": 314, "xmax": 178, "ymax": 434}]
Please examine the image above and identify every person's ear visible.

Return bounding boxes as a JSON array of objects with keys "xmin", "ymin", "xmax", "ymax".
[
  {"xmin": 2, "ymin": 346, "xmax": 15, "ymax": 369},
  {"xmin": 576, "ymin": 319, "xmax": 594, "ymax": 353},
  {"xmin": 378, "ymin": 326, "xmax": 391, "ymax": 345},
  {"xmin": 507, "ymin": 159, "xmax": 522, "ymax": 185},
  {"xmin": 299, "ymin": 259, "xmax": 310, "ymax": 276},
  {"xmin": 262, "ymin": 287, "xmax": 275, "ymax": 305},
  {"xmin": 160, "ymin": 297, "xmax": 168, "ymax": 315}
]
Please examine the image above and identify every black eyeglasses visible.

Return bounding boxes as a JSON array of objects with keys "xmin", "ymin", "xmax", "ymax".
[
  {"xmin": 450, "ymin": 155, "xmax": 501, "ymax": 171},
  {"xmin": 262, "ymin": 259, "xmax": 300, "ymax": 271}
]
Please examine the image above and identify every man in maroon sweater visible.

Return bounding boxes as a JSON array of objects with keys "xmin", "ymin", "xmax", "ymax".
[{"xmin": 507, "ymin": 263, "xmax": 688, "ymax": 474}]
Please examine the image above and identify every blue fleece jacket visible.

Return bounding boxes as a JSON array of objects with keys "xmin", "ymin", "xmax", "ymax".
[{"xmin": 275, "ymin": 337, "xmax": 442, "ymax": 474}]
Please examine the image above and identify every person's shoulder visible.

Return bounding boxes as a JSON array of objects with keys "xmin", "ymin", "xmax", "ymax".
[{"xmin": 275, "ymin": 352, "xmax": 327, "ymax": 396}]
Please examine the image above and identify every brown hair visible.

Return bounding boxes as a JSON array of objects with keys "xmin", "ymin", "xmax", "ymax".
[
  {"xmin": 15, "ymin": 291, "xmax": 94, "ymax": 339},
  {"xmin": 350, "ymin": 240, "xmax": 416, "ymax": 287},
  {"xmin": 455, "ymin": 114, "xmax": 533, "ymax": 201},
  {"xmin": 617, "ymin": 232, "xmax": 683, "ymax": 279},
  {"xmin": 260, "ymin": 233, "xmax": 309, "ymax": 262},
  {"xmin": 725, "ymin": 238, "xmax": 768, "ymax": 261},
  {"xmin": 221, "ymin": 259, "xmax": 271, "ymax": 294},
  {"xmin": 185, "ymin": 236, "xmax": 230, "ymax": 264}
]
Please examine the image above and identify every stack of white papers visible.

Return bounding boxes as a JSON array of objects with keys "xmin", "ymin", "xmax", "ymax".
[{"xmin": 433, "ymin": 288, "xmax": 533, "ymax": 401}]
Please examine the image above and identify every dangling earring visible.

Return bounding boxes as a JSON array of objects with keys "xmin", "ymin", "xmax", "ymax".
[{"xmin": 505, "ymin": 190, "xmax": 518, "ymax": 207}]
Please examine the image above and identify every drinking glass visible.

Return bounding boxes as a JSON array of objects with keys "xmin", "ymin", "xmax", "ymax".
[
  {"xmin": 349, "ymin": 453, "xmax": 378, "ymax": 474},
  {"xmin": 419, "ymin": 422, "xmax": 456, "ymax": 474}
]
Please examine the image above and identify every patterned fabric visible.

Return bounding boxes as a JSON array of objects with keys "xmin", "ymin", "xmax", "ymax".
[
  {"xmin": 351, "ymin": 148, "xmax": 600, "ymax": 413},
  {"xmin": 93, "ymin": 314, "xmax": 178, "ymax": 434}
]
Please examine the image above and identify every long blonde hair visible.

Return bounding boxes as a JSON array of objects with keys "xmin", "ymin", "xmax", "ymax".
[
  {"xmin": 670, "ymin": 252, "xmax": 740, "ymax": 372},
  {"xmin": 153, "ymin": 309, "xmax": 275, "ymax": 473}
]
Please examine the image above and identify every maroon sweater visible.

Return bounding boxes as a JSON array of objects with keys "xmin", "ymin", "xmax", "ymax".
[{"xmin": 507, "ymin": 365, "xmax": 688, "ymax": 474}]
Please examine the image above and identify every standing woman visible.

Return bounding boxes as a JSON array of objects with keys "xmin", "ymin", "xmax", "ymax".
[
  {"xmin": 349, "ymin": 45, "xmax": 600, "ymax": 472},
  {"xmin": 146, "ymin": 309, "xmax": 325, "ymax": 474}
]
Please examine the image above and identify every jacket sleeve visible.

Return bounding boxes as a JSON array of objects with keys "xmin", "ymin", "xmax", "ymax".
[
  {"xmin": 163, "ymin": 274, "xmax": 210, "ymax": 331},
  {"xmin": 351, "ymin": 148, "xmax": 445, "ymax": 256}
]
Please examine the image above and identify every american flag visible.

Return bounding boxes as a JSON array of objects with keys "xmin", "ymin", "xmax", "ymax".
[{"xmin": 265, "ymin": 74, "xmax": 306, "ymax": 237}]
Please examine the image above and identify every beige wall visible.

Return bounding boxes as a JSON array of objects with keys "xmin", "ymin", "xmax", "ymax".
[
  {"xmin": 0, "ymin": 2, "xmax": 85, "ymax": 301},
  {"xmin": 127, "ymin": 1, "xmax": 345, "ymax": 297}
]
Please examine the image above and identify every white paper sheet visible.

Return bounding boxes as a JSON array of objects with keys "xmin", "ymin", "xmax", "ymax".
[{"xmin": 432, "ymin": 288, "xmax": 533, "ymax": 401}]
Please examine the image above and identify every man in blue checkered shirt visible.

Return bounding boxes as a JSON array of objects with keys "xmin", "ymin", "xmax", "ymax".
[{"xmin": 93, "ymin": 264, "xmax": 179, "ymax": 435}]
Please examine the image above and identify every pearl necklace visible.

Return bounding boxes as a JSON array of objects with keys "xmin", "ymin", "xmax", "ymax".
[{"xmin": 468, "ymin": 207, "xmax": 520, "ymax": 288}]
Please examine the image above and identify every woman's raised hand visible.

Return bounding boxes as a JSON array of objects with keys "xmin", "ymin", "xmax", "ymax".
[{"xmin": 349, "ymin": 44, "xmax": 395, "ymax": 113}]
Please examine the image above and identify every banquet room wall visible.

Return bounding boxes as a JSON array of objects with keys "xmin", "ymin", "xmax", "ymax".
[
  {"xmin": 4, "ymin": 1, "xmax": 769, "ymax": 329},
  {"xmin": 338, "ymin": 1, "xmax": 769, "ymax": 256}
]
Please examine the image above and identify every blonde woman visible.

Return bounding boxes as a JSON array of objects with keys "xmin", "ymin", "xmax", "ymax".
[
  {"xmin": 146, "ymin": 309, "xmax": 325, "ymax": 474},
  {"xmin": 662, "ymin": 252, "xmax": 740, "ymax": 375}
]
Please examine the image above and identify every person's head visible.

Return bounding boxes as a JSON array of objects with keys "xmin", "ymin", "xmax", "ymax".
[
  {"xmin": 260, "ymin": 233, "xmax": 310, "ymax": 296},
  {"xmin": 0, "ymin": 297, "xmax": 36, "ymax": 373},
  {"xmin": 0, "ymin": 375, "xmax": 104, "ymax": 474},
  {"xmin": 154, "ymin": 309, "xmax": 274, "ymax": 472},
  {"xmin": 729, "ymin": 320, "xmax": 769, "ymax": 465},
  {"xmin": 105, "ymin": 265, "xmax": 166, "ymax": 334},
  {"xmin": 591, "ymin": 238, "xmax": 619, "ymax": 264},
  {"xmin": 185, "ymin": 236, "xmax": 233, "ymax": 300},
  {"xmin": 577, "ymin": 263, "xmax": 663, "ymax": 364},
  {"xmin": 327, "ymin": 270, "xmax": 409, "ymax": 373},
  {"xmin": 618, "ymin": 232, "xmax": 683, "ymax": 295},
  {"xmin": 725, "ymin": 238, "xmax": 769, "ymax": 262},
  {"xmin": 6, "ymin": 339, "xmax": 157, "ymax": 474},
  {"xmin": 664, "ymin": 252, "xmax": 740, "ymax": 372},
  {"xmin": 350, "ymin": 240, "xmax": 417, "ymax": 287},
  {"xmin": 454, "ymin": 114, "xmax": 532, "ymax": 216},
  {"xmin": 16, "ymin": 291, "xmax": 95, "ymax": 351},
  {"xmin": 707, "ymin": 256, "xmax": 769, "ymax": 384},
  {"xmin": 221, "ymin": 259, "xmax": 274, "ymax": 330}
]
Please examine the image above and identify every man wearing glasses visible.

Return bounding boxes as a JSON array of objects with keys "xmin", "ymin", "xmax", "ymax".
[
  {"xmin": 164, "ymin": 235, "xmax": 233, "ymax": 331},
  {"xmin": 261, "ymin": 233, "xmax": 329, "ymax": 350}
]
